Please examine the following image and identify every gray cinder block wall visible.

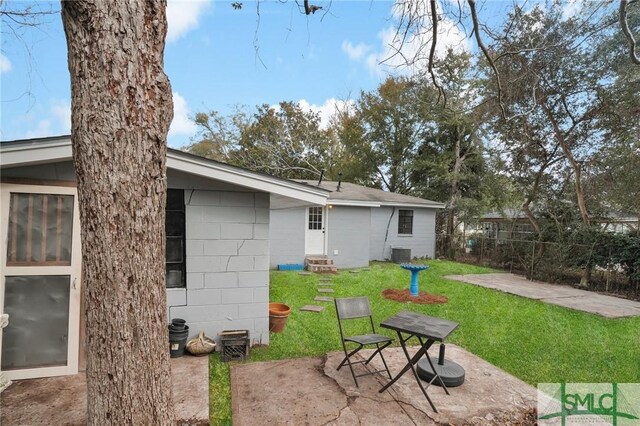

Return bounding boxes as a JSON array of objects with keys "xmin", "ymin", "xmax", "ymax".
[
  {"xmin": 167, "ymin": 189, "xmax": 270, "ymax": 346},
  {"xmin": 268, "ymin": 207, "xmax": 305, "ymax": 268},
  {"xmin": 326, "ymin": 206, "xmax": 370, "ymax": 268},
  {"xmin": 370, "ymin": 207, "xmax": 436, "ymax": 261}
]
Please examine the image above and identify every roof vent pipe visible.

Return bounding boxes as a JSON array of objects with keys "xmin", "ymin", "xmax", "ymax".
[
  {"xmin": 337, "ymin": 172, "xmax": 342, "ymax": 192},
  {"xmin": 317, "ymin": 169, "xmax": 325, "ymax": 186}
]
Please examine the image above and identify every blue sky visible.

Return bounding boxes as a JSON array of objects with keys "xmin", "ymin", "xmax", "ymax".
[{"xmin": 0, "ymin": 0, "xmax": 540, "ymax": 147}]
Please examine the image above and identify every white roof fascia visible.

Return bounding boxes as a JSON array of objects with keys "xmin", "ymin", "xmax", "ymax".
[
  {"xmin": 328, "ymin": 199, "xmax": 381, "ymax": 208},
  {"xmin": 327, "ymin": 199, "xmax": 444, "ymax": 209},
  {"xmin": 167, "ymin": 152, "xmax": 328, "ymax": 205},
  {"xmin": 379, "ymin": 202, "xmax": 445, "ymax": 209},
  {"xmin": 1, "ymin": 139, "xmax": 72, "ymax": 167}
]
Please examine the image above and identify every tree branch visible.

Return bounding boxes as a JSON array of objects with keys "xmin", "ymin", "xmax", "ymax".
[
  {"xmin": 620, "ymin": 0, "xmax": 640, "ymax": 64},
  {"xmin": 468, "ymin": 0, "xmax": 509, "ymax": 118},
  {"xmin": 428, "ymin": 0, "xmax": 446, "ymax": 105}
]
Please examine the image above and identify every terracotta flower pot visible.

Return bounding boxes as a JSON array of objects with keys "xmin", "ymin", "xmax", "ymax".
[{"xmin": 269, "ymin": 302, "xmax": 291, "ymax": 333}]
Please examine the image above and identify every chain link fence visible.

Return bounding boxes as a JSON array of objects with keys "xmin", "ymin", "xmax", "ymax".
[{"xmin": 435, "ymin": 234, "xmax": 640, "ymax": 300}]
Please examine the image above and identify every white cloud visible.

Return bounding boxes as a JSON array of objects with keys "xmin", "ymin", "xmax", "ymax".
[
  {"xmin": 169, "ymin": 92, "xmax": 197, "ymax": 137},
  {"xmin": 296, "ymin": 98, "xmax": 356, "ymax": 129},
  {"xmin": 24, "ymin": 119, "xmax": 53, "ymax": 139},
  {"xmin": 341, "ymin": 41, "xmax": 372, "ymax": 61},
  {"xmin": 51, "ymin": 99, "xmax": 71, "ymax": 134},
  {"xmin": 20, "ymin": 99, "xmax": 70, "ymax": 139},
  {"xmin": 0, "ymin": 53, "xmax": 12, "ymax": 73},
  {"xmin": 346, "ymin": 2, "xmax": 470, "ymax": 78},
  {"xmin": 562, "ymin": 0, "xmax": 582, "ymax": 20},
  {"xmin": 166, "ymin": 0, "xmax": 210, "ymax": 43}
]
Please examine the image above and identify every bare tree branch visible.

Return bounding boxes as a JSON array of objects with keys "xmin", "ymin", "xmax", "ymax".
[
  {"xmin": 620, "ymin": 0, "xmax": 640, "ymax": 64},
  {"xmin": 253, "ymin": 0, "xmax": 268, "ymax": 69},
  {"xmin": 428, "ymin": 0, "xmax": 446, "ymax": 105},
  {"xmin": 468, "ymin": 0, "xmax": 508, "ymax": 118}
]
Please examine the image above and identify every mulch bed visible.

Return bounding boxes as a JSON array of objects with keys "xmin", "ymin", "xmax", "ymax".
[{"xmin": 382, "ymin": 289, "xmax": 448, "ymax": 304}]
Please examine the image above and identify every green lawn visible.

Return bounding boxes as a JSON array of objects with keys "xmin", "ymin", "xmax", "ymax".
[{"xmin": 209, "ymin": 260, "xmax": 640, "ymax": 424}]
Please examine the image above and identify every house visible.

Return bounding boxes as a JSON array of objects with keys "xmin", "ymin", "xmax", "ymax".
[
  {"xmin": 0, "ymin": 135, "xmax": 329, "ymax": 381},
  {"xmin": 270, "ymin": 180, "xmax": 445, "ymax": 269},
  {"xmin": 475, "ymin": 209, "xmax": 639, "ymax": 242},
  {"xmin": 476, "ymin": 209, "xmax": 534, "ymax": 241}
]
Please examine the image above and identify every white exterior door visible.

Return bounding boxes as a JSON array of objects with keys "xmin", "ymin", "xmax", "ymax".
[
  {"xmin": 305, "ymin": 206, "xmax": 325, "ymax": 255},
  {"xmin": 0, "ymin": 184, "xmax": 82, "ymax": 380}
]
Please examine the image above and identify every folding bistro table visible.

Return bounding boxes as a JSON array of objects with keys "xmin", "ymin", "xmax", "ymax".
[{"xmin": 378, "ymin": 311, "xmax": 459, "ymax": 413}]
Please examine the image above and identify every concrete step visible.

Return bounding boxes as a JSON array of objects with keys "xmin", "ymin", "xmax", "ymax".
[
  {"xmin": 305, "ymin": 256, "xmax": 334, "ymax": 266},
  {"xmin": 307, "ymin": 264, "xmax": 338, "ymax": 273}
]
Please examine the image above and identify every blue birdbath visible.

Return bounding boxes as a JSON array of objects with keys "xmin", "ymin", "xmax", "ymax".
[{"xmin": 400, "ymin": 264, "xmax": 430, "ymax": 297}]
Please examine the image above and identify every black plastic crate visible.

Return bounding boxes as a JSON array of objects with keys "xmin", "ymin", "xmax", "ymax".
[{"xmin": 219, "ymin": 330, "xmax": 250, "ymax": 362}]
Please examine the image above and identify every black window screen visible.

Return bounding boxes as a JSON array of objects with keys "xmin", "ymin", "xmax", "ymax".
[
  {"xmin": 398, "ymin": 210, "xmax": 413, "ymax": 235},
  {"xmin": 166, "ymin": 189, "xmax": 185, "ymax": 288}
]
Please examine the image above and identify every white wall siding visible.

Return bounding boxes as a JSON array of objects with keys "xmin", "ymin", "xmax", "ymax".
[
  {"xmin": 370, "ymin": 207, "xmax": 437, "ymax": 261},
  {"xmin": 268, "ymin": 207, "xmax": 306, "ymax": 268},
  {"xmin": 326, "ymin": 206, "xmax": 370, "ymax": 268}
]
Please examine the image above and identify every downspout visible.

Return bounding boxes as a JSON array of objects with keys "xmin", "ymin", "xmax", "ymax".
[{"xmin": 382, "ymin": 207, "xmax": 396, "ymax": 259}]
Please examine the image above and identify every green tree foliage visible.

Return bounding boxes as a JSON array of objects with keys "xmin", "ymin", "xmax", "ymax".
[
  {"xmin": 232, "ymin": 102, "xmax": 330, "ymax": 179},
  {"xmin": 186, "ymin": 102, "xmax": 345, "ymax": 180},
  {"xmin": 327, "ymin": 108, "xmax": 380, "ymax": 187},
  {"xmin": 411, "ymin": 52, "xmax": 488, "ymax": 245},
  {"xmin": 188, "ymin": 108, "xmax": 248, "ymax": 162},
  {"xmin": 486, "ymin": 5, "xmax": 638, "ymax": 231},
  {"xmin": 354, "ymin": 76, "xmax": 426, "ymax": 194}
]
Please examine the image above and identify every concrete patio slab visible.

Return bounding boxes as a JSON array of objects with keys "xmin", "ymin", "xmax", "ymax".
[
  {"xmin": 231, "ymin": 345, "xmax": 536, "ymax": 425},
  {"xmin": 0, "ymin": 355, "xmax": 209, "ymax": 425},
  {"xmin": 445, "ymin": 273, "xmax": 640, "ymax": 318}
]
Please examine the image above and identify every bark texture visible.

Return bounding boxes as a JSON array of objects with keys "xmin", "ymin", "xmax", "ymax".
[{"xmin": 61, "ymin": 1, "xmax": 175, "ymax": 424}]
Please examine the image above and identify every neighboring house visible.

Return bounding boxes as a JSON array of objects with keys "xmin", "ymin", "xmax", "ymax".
[
  {"xmin": 0, "ymin": 136, "xmax": 328, "ymax": 381},
  {"xmin": 476, "ymin": 209, "xmax": 639, "ymax": 241},
  {"xmin": 595, "ymin": 211, "xmax": 639, "ymax": 234},
  {"xmin": 477, "ymin": 209, "xmax": 534, "ymax": 241},
  {"xmin": 270, "ymin": 180, "xmax": 445, "ymax": 269}
]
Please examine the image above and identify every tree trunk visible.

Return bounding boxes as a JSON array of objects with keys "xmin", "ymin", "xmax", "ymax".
[
  {"xmin": 446, "ymin": 126, "xmax": 464, "ymax": 259},
  {"xmin": 542, "ymin": 102, "xmax": 593, "ymax": 287},
  {"xmin": 61, "ymin": 1, "xmax": 175, "ymax": 424}
]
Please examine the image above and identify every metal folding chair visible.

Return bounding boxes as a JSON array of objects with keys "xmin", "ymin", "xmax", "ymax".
[{"xmin": 334, "ymin": 296, "xmax": 393, "ymax": 387}]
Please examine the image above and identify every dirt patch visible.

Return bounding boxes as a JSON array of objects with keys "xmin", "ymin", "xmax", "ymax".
[{"xmin": 382, "ymin": 289, "xmax": 448, "ymax": 304}]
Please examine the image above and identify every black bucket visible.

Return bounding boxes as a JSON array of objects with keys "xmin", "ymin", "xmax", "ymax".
[
  {"xmin": 169, "ymin": 324, "xmax": 189, "ymax": 358},
  {"xmin": 171, "ymin": 318, "xmax": 186, "ymax": 330}
]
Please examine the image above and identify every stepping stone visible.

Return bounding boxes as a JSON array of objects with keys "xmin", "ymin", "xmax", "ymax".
[
  {"xmin": 318, "ymin": 278, "xmax": 333, "ymax": 282},
  {"xmin": 314, "ymin": 296, "xmax": 334, "ymax": 302},
  {"xmin": 300, "ymin": 305, "xmax": 325, "ymax": 313},
  {"xmin": 318, "ymin": 288, "xmax": 335, "ymax": 293},
  {"xmin": 349, "ymin": 270, "xmax": 360, "ymax": 274},
  {"xmin": 317, "ymin": 282, "xmax": 333, "ymax": 286},
  {"xmin": 298, "ymin": 272, "xmax": 312, "ymax": 276}
]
